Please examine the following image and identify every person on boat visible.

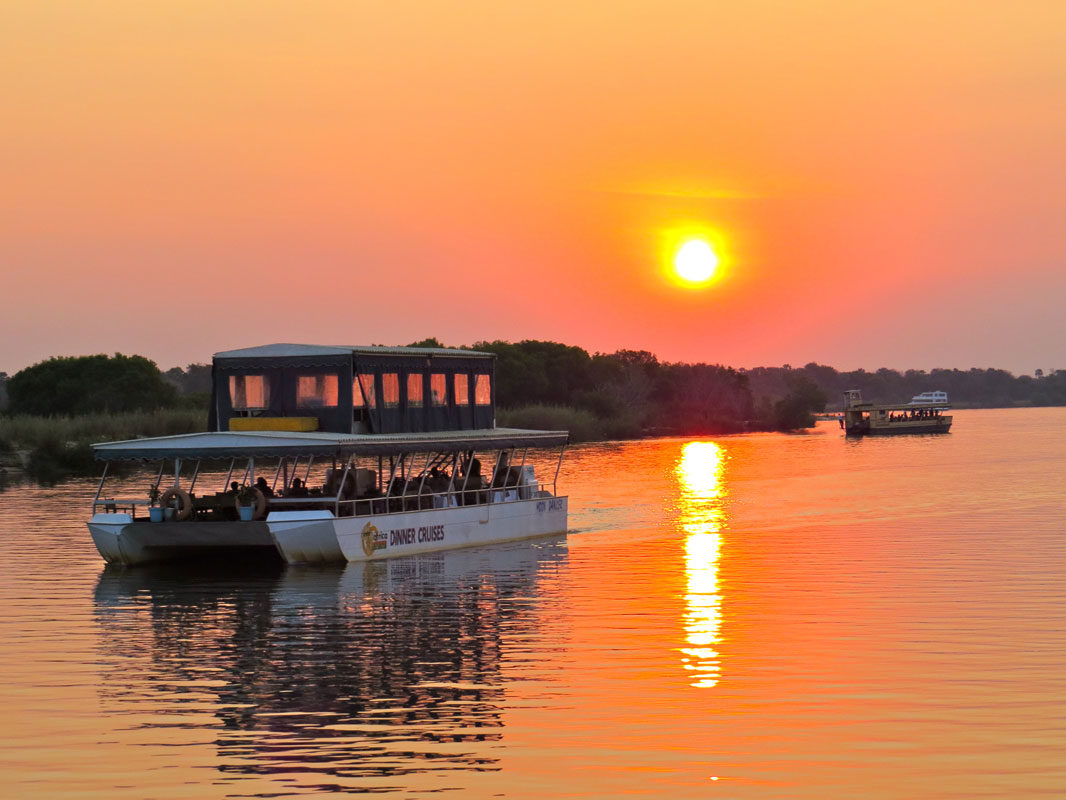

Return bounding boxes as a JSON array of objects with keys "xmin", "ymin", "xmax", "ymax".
[
  {"xmin": 492, "ymin": 452, "xmax": 512, "ymax": 488},
  {"xmin": 255, "ymin": 476, "xmax": 274, "ymax": 498},
  {"xmin": 457, "ymin": 457, "xmax": 483, "ymax": 505},
  {"xmin": 426, "ymin": 466, "xmax": 448, "ymax": 494},
  {"xmin": 288, "ymin": 477, "xmax": 308, "ymax": 497},
  {"xmin": 220, "ymin": 481, "xmax": 241, "ymax": 520}
]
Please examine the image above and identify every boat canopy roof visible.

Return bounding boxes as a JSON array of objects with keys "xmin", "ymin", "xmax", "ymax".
[
  {"xmin": 848, "ymin": 400, "xmax": 951, "ymax": 411},
  {"xmin": 92, "ymin": 428, "xmax": 567, "ymax": 461},
  {"xmin": 214, "ymin": 343, "xmax": 493, "ymax": 362}
]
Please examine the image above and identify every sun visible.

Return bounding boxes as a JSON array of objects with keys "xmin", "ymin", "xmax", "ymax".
[
  {"xmin": 658, "ymin": 224, "xmax": 729, "ymax": 289},
  {"xmin": 674, "ymin": 238, "xmax": 719, "ymax": 284}
]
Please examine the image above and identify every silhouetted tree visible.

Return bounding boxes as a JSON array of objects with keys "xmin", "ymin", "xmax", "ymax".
[
  {"xmin": 7, "ymin": 354, "xmax": 178, "ymax": 416},
  {"xmin": 771, "ymin": 375, "xmax": 828, "ymax": 430},
  {"xmin": 406, "ymin": 337, "xmax": 447, "ymax": 348},
  {"xmin": 474, "ymin": 340, "xmax": 594, "ymax": 408},
  {"xmin": 163, "ymin": 363, "xmax": 212, "ymax": 395}
]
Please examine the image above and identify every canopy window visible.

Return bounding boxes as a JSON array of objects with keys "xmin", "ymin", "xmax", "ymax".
[
  {"xmin": 407, "ymin": 373, "xmax": 424, "ymax": 408},
  {"xmin": 297, "ymin": 375, "xmax": 339, "ymax": 407},
  {"xmin": 475, "ymin": 373, "xmax": 491, "ymax": 406},
  {"xmin": 455, "ymin": 373, "xmax": 469, "ymax": 405},
  {"xmin": 430, "ymin": 374, "xmax": 447, "ymax": 407},
  {"xmin": 230, "ymin": 375, "xmax": 269, "ymax": 410},
  {"xmin": 382, "ymin": 373, "xmax": 400, "ymax": 408},
  {"xmin": 355, "ymin": 373, "xmax": 377, "ymax": 409},
  {"xmin": 211, "ymin": 344, "xmax": 496, "ymax": 435}
]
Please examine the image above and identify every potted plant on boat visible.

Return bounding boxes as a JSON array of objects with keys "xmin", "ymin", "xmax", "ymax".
[
  {"xmin": 147, "ymin": 484, "xmax": 164, "ymax": 522},
  {"xmin": 236, "ymin": 484, "xmax": 258, "ymax": 521}
]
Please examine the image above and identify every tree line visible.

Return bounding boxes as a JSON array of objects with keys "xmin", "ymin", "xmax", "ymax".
[
  {"xmin": 743, "ymin": 362, "xmax": 1066, "ymax": 410},
  {"xmin": 2, "ymin": 345, "xmax": 1063, "ymax": 437}
]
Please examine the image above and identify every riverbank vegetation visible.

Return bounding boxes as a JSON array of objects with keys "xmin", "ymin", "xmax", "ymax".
[
  {"xmin": 1, "ymin": 343, "xmax": 1063, "ymax": 482},
  {"xmin": 0, "ymin": 408, "xmax": 206, "ymax": 483}
]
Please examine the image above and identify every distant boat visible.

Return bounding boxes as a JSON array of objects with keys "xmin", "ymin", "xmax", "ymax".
[
  {"xmin": 909, "ymin": 390, "xmax": 949, "ymax": 406},
  {"xmin": 842, "ymin": 389, "xmax": 952, "ymax": 436}
]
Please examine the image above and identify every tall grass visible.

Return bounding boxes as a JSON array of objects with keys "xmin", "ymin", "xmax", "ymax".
[
  {"xmin": 498, "ymin": 404, "xmax": 641, "ymax": 442},
  {"xmin": 0, "ymin": 409, "xmax": 207, "ymax": 482},
  {"xmin": 0, "ymin": 408, "xmax": 206, "ymax": 451}
]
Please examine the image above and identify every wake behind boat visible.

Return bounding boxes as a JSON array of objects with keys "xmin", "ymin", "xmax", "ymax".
[{"xmin": 87, "ymin": 344, "xmax": 568, "ymax": 566}]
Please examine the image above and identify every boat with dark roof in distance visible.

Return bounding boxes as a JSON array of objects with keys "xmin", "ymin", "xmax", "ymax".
[
  {"xmin": 87, "ymin": 344, "xmax": 568, "ymax": 565},
  {"xmin": 842, "ymin": 389, "xmax": 952, "ymax": 436}
]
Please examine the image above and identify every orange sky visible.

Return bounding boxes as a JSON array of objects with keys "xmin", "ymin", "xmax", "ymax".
[{"xmin": 3, "ymin": 1, "xmax": 1064, "ymax": 375}]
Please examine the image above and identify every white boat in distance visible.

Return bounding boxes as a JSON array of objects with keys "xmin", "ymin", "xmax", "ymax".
[
  {"xmin": 909, "ymin": 390, "xmax": 949, "ymax": 406},
  {"xmin": 87, "ymin": 344, "xmax": 568, "ymax": 566}
]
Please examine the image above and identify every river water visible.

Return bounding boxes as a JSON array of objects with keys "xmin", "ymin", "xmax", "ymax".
[{"xmin": 1, "ymin": 408, "xmax": 1063, "ymax": 798}]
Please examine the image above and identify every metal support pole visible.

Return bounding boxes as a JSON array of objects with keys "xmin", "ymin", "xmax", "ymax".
[
  {"xmin": 189, "ymin": 459, "xmax": 201, "ymax": 494},
  {"xmin": 504, "ymin": 446, "xmax": 517, "ymax": 490},
  {"xmin": 459, "ymin": 450, "xmax": 471, "ymax": 505},
  {"xmin": 516, "ymin": 446, "xmax": 528, "ymax": 496},
  {"xmin": 447, "ymin": 451, "xmax": 459, "ymax": 505},
  {"xmin": 91, "ymin": 462, "xmax": 110, "ymax": 511},
  {"xmin": 416, "ymin": 451, "xmax": 432, "ymax": 508},
  {"xmin": 271, "ymin": 457, "xmax": 283, "ymax": 493},
  {"xmin": 335, "ymin": 455, "xmax": 353, "ymax": 516},
  {"xmin": 553, "ymin": 444, "xmax": 566, "ymax": 496}
]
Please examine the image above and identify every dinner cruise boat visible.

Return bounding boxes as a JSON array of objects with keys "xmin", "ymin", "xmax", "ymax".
[
  {"xmin": 842, "ymin": 389, "xmax": 952, "ymax": 436},
  {"xmin": 87, "ymin": 344, "xmax": 568, "ymax": 566}
]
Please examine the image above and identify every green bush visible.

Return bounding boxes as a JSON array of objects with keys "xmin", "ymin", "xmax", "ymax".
[
  {"xmin": 7, "ymin": 353, "xmax": 178, "ymax": 416},
  {"xmin": 26, "ymin": 439, "xmax": 97, "ymax": 485}
]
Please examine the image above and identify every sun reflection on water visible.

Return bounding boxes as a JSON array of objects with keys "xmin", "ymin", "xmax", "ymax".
[{"xmin": 675, "ymin": 441, "xmax": 726, "ymax": 688}]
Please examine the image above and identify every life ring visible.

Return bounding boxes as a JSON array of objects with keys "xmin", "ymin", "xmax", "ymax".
[
  {"xmin": 159, "ymin": 487, "xmax": 194, "ymax": 521},
  {"xmin": 250, "ymin": 487, "xmax": 267, "ymax": 520},
  {"xmin": 233, "ymin": 487, "xmax": 267, "ymax": 520}
]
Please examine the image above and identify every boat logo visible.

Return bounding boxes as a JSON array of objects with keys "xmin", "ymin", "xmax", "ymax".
[{"xmin": 361, "ymin": 521, "xmax": 387, "ymax": 556}]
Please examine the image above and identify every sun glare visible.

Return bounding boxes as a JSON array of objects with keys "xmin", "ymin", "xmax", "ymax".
[
  {"xmin": 658, "ymin": 225, "xmax": 729, "ymax": 289},
  {"xmin": 675, "ymin": 239, "xmax": 718, "ymax": 283}
]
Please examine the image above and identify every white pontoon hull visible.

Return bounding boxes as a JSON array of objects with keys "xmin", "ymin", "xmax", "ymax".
[
  {"xmin": 88, "ymin": 514, "xmax": 278, "ymax": 565},
  {"xmin": 269, "ymin": 496, "xmax": 568, "ymax": 564},
  {"xmin": 87, "ymin": 496, "xmax": 568, "ymax": 566}
]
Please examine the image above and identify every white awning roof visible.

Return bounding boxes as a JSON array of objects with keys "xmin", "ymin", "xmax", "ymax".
[{"xmin": 92, "ymin": 428, "xmax": 568, "ymax": 460}]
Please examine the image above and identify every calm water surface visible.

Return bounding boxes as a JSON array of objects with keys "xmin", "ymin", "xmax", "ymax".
[{"xmin": 1, "ymin": 408, "xmax": 1064, "ymax": 798}]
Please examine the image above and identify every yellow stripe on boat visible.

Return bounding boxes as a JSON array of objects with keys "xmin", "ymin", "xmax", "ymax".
[{"xmin": 229, "ymin": 417, "xmax": 319, "ymax": 432}]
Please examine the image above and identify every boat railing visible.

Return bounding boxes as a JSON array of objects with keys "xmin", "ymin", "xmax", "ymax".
[
  {"xmin": 92, "ymin": 498, "xmax": 151, "ymax": 515},
  {"xmin": 94, "ymin": 479, "xmax": 560, "ymax": 519},
  {"xmin": 268, "ymin": 475, "xmax": 559, "ymax": 518},
  {"xmin": 91, "ymin": 444, "xmax": 566, "ymax": 520}
]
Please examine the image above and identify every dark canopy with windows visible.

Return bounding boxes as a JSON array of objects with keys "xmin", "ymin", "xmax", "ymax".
[{"xmin": 210, "ymin": 344, "xmax": 496, "ymax": 435}]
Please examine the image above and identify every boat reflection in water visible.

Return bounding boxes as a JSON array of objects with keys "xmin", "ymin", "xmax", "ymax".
[
  {"xmin": 675, "ymin": 441, "xmax": 726, "ymax": 689},
  {"xmin": 92, "ymin": 538, "xmax": 568, "ymax": 794}
]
